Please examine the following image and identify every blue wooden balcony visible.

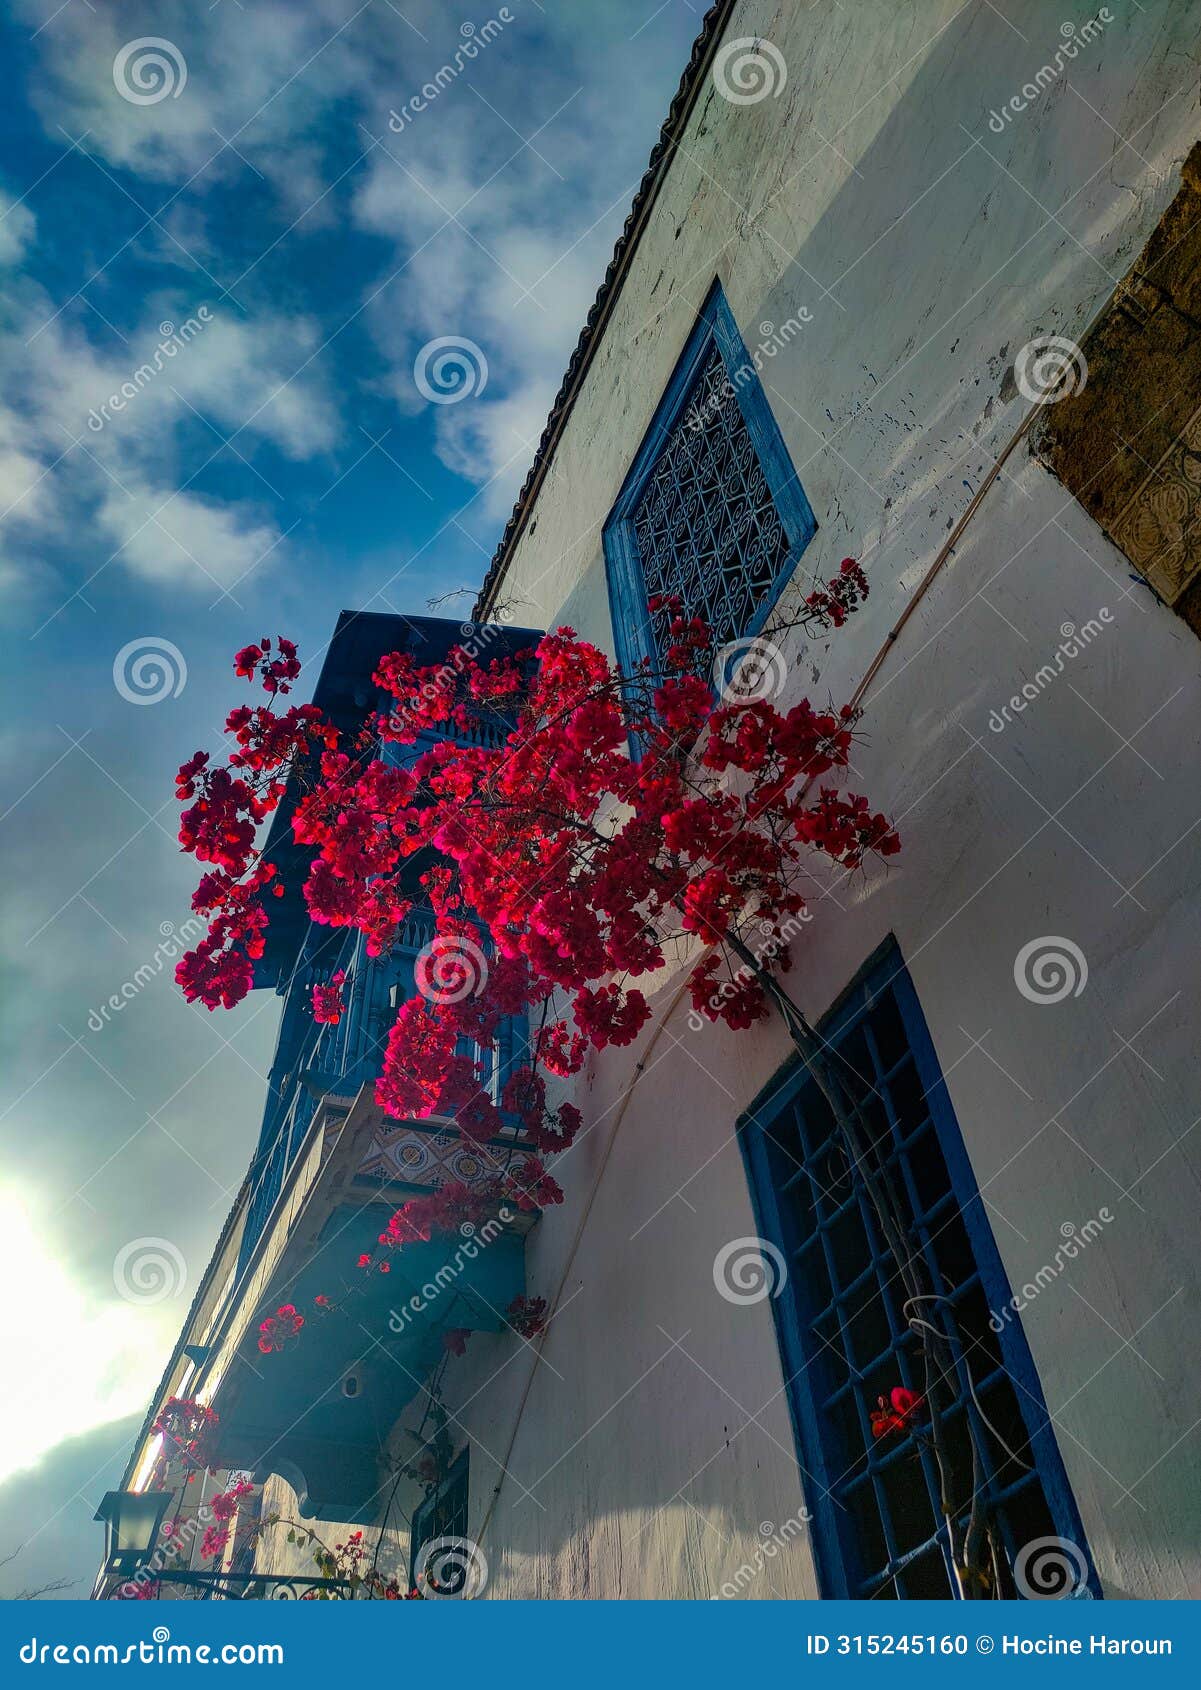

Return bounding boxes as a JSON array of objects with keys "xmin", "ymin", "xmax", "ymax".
[
  {"xmin": 240, "ymin": 904, "xmax": 525, "ymax": 1275},
  {"xmin": 208, "ymin": 1089, "xmax": 538, "ymax": 1521}
]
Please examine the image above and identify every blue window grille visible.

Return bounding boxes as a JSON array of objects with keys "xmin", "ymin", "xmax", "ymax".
[
  {"xmin": 602, "ymin": 281, "xmax": 816, "ymax": 679},
  {"xmin": 410, "ymin": 1450, "xmax": 469, "ymax": 1585},
  {"xmin": 740, "ymin": 940, "xmax": 1098, "ymax": 1600}
]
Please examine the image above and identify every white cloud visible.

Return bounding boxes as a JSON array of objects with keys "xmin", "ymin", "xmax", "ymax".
[
  {"xmin": 166, "ymin": 312, "xmax": 340, "ymax": 460},
  {"xmin": 97, "ymin": 482, "xmax": 282, "ymax": 593},
  {"xmin": 9, "ymin": 0, "xmax": 701, "ymax": 540},
  {"xmin": 13, "ymin": 1, "xmax": 336, "ymax": 187},
  {"xmin": 0, "ymin": 285, "xmax": 336, "ymax": 596},
  {"xmin": 0, "ymin": 446, "xmax": 49, "ymax": 524},
  {"xmin": 0, "ymin": 1185, "xmax": 180, "ymax": 1485},
  {"xmin": 0, "ymin": 192, "xmax": 35, "ymax": 267},
  {"xmin": 346, "ymin": 2, "xmax": 697, "ymax": 522}
]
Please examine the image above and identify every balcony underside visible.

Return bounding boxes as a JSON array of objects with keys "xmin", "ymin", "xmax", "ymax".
[{"xmin": 213, "ymin": 1195, "xmax": 529, "ymax": 1522}]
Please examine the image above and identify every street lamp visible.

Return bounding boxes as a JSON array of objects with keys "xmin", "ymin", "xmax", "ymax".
[
  {"xmin": 92, "ymin": 1490, "xmax": 355, "ymax": 1600},
  {"xmin": 94, "ymin": 1490, "xmax": 172, "ymax": 1575}
]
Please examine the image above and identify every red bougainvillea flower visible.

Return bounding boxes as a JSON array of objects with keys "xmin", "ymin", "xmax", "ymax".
[
  {"xmin": 151, "ymin": 1397, "xmax": 218, "ymax": 1469},
  {"xmin": 871, "ymin": 1386, "xmax": 925, "ymax": 1440},
  {"xmin": 200, "ymin": 1523, "xmax": 231, "ymax": 1562},
  {"xmin": 312, "ymin": 969, "xmax": 346, "ymax": 1024},
  {"xmin": 257, "ymin": 1303, "xmax": 305, "ymax": 1355},
  {"xmin": 209, "ymin": 1478, "xmax": 254, "ymax": 1522},
  {"xmin": 174, "ymin": 565, "xmax": 900, "ymax": 1269},
  {"xmin": 506, "ymin": 1294, "xmax": 549, "ymax": 1340}
]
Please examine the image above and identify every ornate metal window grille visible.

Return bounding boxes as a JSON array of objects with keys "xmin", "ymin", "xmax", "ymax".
[
  {"xmin": 634, "ymin": 344, "xmax": 791, "ymax": 662},
  {"xmin": 741, "ymin": 944, "xmax": 1098, "ymax": 1600},
  {"xmin": 603, "ymin": 284, "xmax": 816, "ymax": 684}
]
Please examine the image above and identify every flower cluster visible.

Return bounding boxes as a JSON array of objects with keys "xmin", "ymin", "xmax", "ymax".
[
  {"xmin": 210, "ymin": 1477, "xmax": 255, "ymax": 1523},
  {"xmin": 303, "ymin": 1529, "xmax": 406, "ymax": 1600},
  {"xmin": 870, "ymin": 1385, "xmax": 925, "ymax": 1440},
  {"xmin": 197, "ymin": 1477, "xmax": 257, "ymax": 1563},
  {"xmin": 505, "ymin": 1294, "xmax": 549, "ymax": 1339},
  {"xmin": 173, "ymin": 641, "xmax": 337, "ymax": 1012},
  {"xmin": 257, "ymin": 1303, "xmax": 305, "ymax": 1355},
  {"xmin": 311, "ymin": 969, "xmax": 346, "ymax": 1024},
  {"xmin": 176, "ymin": 562, "xmax": 899, "ymax": 1263},
  {"xmin": 803, "ymin": 555, "xmax": 870, "ymax": 627},
  {"xmin": 151, "ymin": 1397, "xmax": 218, "ymax": 1472},
  {"xmin": 234, "ymin": 636, "xmax": 301, "ymax": 695}
]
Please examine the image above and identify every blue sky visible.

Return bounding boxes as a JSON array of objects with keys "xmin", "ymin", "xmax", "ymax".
[{"xmin": 0, "ymin": 0, "xmax": 703, "ymax": 1597}]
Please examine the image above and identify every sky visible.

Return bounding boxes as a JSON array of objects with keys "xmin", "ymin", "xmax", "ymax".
[{"xmin": 0, "ymin": 0, "xmax": 704, "ymax": 1600}]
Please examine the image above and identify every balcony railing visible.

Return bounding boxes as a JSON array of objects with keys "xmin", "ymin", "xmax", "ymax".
[{"xmin": 241, "ymin": 906, "xmax": 525, "ymax": 1270}]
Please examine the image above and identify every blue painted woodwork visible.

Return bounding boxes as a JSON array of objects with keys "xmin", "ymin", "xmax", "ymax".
[
  {"xmin": 738, "ymin": 938, "xmax": 1099, "ymax": 1600},
  {"xmin": 602, "ymin": 281, "xmax": 817, "ymax": 683},
  {"xmin": 238, "ymin": 612, "xmax": 541, "ymax": 1274},
  {"xmin": 218, "ymin": 1203, "xmax": 526, "ymax": 1522}
]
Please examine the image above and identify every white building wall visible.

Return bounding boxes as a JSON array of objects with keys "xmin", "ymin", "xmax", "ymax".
[{"xmin": 436, "ymin": 0, "xmax": 1201, "ymax": 1599}]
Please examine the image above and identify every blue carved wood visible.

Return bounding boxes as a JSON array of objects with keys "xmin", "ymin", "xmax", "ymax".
[{"xmin": 238, "ymin": 613, "xmax": 540, "ymax": 1274}]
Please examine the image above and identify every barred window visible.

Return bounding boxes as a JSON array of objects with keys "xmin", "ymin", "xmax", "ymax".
[
  {"xmin": 741, "ymin": 943, "xmax": 1098, "ymax": 1599},
  {"xmin": 410, "ymin": 1451, "xmax": 469, "ymax": 1587},
  {"xmin": 603, "ymin": 283, "xmax": 816, "ymax": 679}
]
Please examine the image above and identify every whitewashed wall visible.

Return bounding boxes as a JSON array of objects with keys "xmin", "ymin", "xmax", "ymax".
[{"xmin": 425, "ymin": 0, "xmax": 1201, "ymax": 1599}]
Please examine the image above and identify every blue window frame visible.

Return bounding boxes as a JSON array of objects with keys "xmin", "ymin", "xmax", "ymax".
[
  {"xmin": 410, "ymin": 1450, "xmax": 469, "ymax": 1585},
  {"xmin": 739, "ymin": 940, "xmax": 1099, "ymax": 1600},
  {"xmin": 602, "ymin": 281, "xmax": 816, "ymax": 680}
]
